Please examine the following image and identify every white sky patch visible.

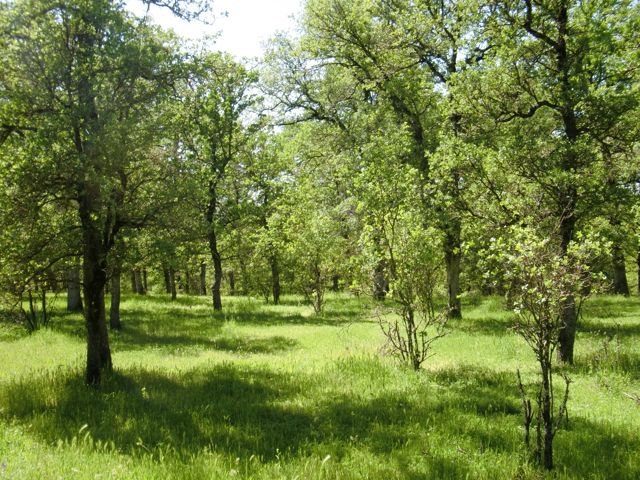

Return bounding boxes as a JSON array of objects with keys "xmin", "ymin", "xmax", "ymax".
[{"xmin": 126, "ymin": 0, "xmax": 303, "ymax": 59}]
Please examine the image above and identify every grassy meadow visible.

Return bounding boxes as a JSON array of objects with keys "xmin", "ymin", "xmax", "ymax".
[{"xmin": 0, "ymin": 292, "xmax": 639, "ymax": 479}]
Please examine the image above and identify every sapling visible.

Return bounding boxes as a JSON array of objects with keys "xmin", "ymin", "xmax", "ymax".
[{"xmin": 502, "ymin": 227, "xmax": 604, "ymax": 469}]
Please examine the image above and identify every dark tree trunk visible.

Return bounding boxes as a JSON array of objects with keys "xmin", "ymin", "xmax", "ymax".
[
  {"xmin": 169, "ymin": 267, "xmax": 177, "ymax": 301},
  {"xmin": 185, "ymin": 269, "xmax": 191, "ymax": 295},
  {"xmin": 81, "ymin": 211, "xmax": 112, "ymax": 386},
  {"xmin": 142, "ymin": 269, "xmax": 148, "ymax": 293},
  {"xmin": 271, "ymin": 256, "xmax": 280, "ymax": 305},
  {"xmin": 66, "ymin": 265, "xmax": 84, "ymax": 312},
  {"xmin": 109, "ymin": 258, "xmax": 122, "ymax": 330},
  {"xmin": 557, "ymin": 208, "xmax": 577, "ymax": 364},
  {"xmin": 208, "ymin": 227, "xmax": 223, "ymax": 311},
  {"xmin": 611, "ymin": 243, "xmax": 630, "ymax": 296},
  {"xmin": 199, "ymin": 262, "xmax": 207, "ymax": 296},
  {"xmin": 163, "ymin": 265, "xmax": 171, "ymax": 294},
  {"xmin": 206, "ymin": 182, "xmax": 224, "ymax": 311},
  {"xmin": 331, "ymin": 275, "xmax": 340, "ymax": 292},
  {"xmin": 541, "ymin": 360, "xmax": 554, "ymax": 470}
]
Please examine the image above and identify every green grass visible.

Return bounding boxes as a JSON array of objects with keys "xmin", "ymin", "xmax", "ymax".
[{"xmin": 0, "ymin": 293, "xmax": 639, "ymax": 479}]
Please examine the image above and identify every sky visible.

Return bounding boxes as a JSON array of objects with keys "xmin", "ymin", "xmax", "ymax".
[{"xmin": 126, "ymin": 0, "xmax": 304, "ymax": 59}]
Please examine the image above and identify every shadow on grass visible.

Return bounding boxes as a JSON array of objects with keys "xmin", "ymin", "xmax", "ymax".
[{"xmin": 1, "ymin": 360, "xmax": 638, "ymax": 478}]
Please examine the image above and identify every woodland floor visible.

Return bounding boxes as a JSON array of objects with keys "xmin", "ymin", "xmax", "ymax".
[{"xmin": 0, "ymin": 293, "xmax": 639, "ymax": 479}]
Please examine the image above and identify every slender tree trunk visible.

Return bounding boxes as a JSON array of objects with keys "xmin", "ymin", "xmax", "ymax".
[
  {"xmin": 109, "ymin": 261, "xmax": 122, "ymax": 330},
  {"xmin": 133, "ymin": 268, "xmax": 145, "ymax": 295},
  {"xmin": 130, "ymin": 271, "xmax": 136, "ymax": 293},
  {"xmin": 208, "ymin": 227, "xmax": 223, "ymax": 311},
  {"xmin": 557, "ymin": 203, "xmax": 577, "ymax": 364},
  {"xmin": 444, "ymin": 222, "xmax": 462, "ymax": 319},
  {"xmin": 169, "ymin": 267, "xmax": 177, "ymax": 301},
  {"xmin": 66, "ymin": 265, "xmax": 84, "ymax": 312},
  {"xmin": 185, "ymin": 269, "xmax": 191, "ymax": 295},
  {"xmin": 228, "ymin": 270, "xmax": 236, "ymax": 296},
  {"xmin": 541, "ymin": 360, "xmax": 554, "ymax": 470},
  {"xmin": 271, "ymin": 256, "xmax": 280, "ymax": 305},
  {"xmin": 199, "ymin": 262, "xmax": 207, "ymax": 296},
  {"xmin": 163, "ymin": 265, "xmax": 171, "ymax": 294},
  {"xmin": 611, "ymin": 243, "xmax": 630, "ymax": 296}
]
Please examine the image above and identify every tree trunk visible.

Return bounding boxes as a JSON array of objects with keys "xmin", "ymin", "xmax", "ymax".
[
  {"xmin": 199, "ymin": 262, "xmax": 207, "ymax": 296},
  {"xmin": 209, "ymin": 229, "xmax": 223, "ymax": 311},
  {"xmin": 81, "ymin": 215, "xmax": 112, "ymax": 386},
  {"xmin": 541, "ymin": 361, "xmax": 554, "ymax": 470},
  {"xmin": 228, "ymin": 270, "xmax": 236, "ymax": 296},
  {"xmin": 109, "ymin": 261, "xmax": 122, "ymax": 330},
  {"xmin": 142, "ymin": 269, "xmax": 148, "ymax": 293},
  {"xmin": 557, "ymin": 212, "xmax": 577, "ymax": 364},
  {"xmin": 133, "ymin": 268, "xmax": 145, "ymax": 295},
  {"xmin": 611, "ymin": 243, "xmax": 629, "ymax": 296},
  {"xmin": 163, "ymin": 265, "xmax": 171, "ymax": 294},
  {"xmin": 169, "ymin": 267, "xmax": 177, "ymax": 301},
  {"xmin": 66, "ymin": 265, "xmax": 84, "ymax": 312},
  {"xmin": 444, "ymin": 222, "xmax": 462, "ymax": 319},
  {"xmin": 271, "ymin": 256, "xmax": 281, "ymax": 305}
]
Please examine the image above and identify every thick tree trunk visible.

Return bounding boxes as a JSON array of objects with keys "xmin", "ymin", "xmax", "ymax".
[
  {"xmin": 81, "ymin": 217, "xmax": 112, "ymax": 386},
  {"xmin": 109, "ymin": 262, "xmax": 121, "ymax": 330},
  {"xmin": 66, "ymin": 265, "xmax": 84, "ymax": 312},
  {"xmin": 199, "ymin": 262, "xmax": 207, "ymax": 296},
  {"xmin": 611, "ymin": 243, "xmax": 629, "ymax": 296},
  {"xmin": 271, "ymin": 256, "xmax": 280, "ymax": 305}
]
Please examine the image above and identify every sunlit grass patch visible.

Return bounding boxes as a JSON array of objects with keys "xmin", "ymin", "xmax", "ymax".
[{"xmin": 0, "ymin": 292, "xmax": 639, "ymax": 479}]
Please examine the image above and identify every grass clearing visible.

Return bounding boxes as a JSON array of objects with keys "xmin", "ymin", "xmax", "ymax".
[{"xmin": 1, "ymin": 293, "xmax": 639, "ymax": 479}]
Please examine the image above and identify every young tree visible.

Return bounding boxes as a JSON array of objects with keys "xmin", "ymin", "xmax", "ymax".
[
  {"xmin": 177, "ymin": 53, "xmax": 258, "ymax": 311},
  {"xmin": 499, "ymin": 227, "xmax": 604, "ymax": 469}
]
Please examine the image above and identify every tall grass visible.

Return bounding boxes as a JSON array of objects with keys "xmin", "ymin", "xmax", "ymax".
[{"xmin": 0, "ymin": 293, "xmax": 638, "ymax": 479}]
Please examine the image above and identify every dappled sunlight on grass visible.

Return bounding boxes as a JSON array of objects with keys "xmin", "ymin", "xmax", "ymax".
[{"xmin": 0, "ymin": 293, "xmax": 639, "ymax": 478}]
